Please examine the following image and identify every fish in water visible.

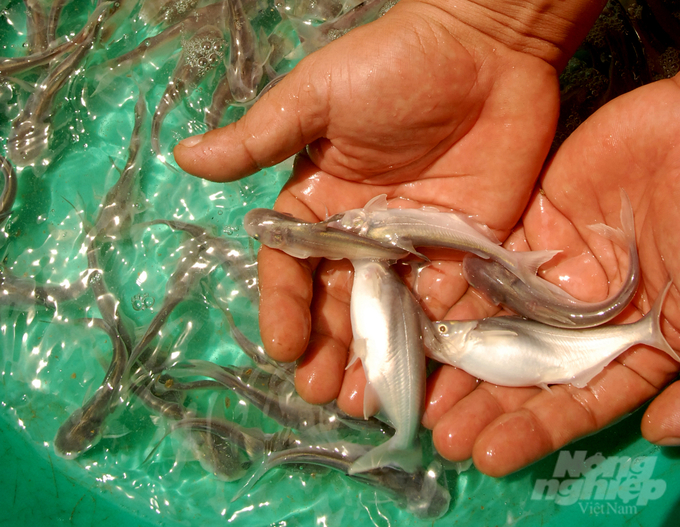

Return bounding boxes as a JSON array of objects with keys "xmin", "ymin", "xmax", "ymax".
[
  {"xmin": 54, "ymin": 318, "xmax": 128, "ymax": 459},
  {"xmin": 462, "ymin": 189, "xmax": 639, "ymax": 328},
  {"xmin": 346, "ymin": 259, "xmax": 425, "ymax": 475},
  {"xmin": 151, "ymin": 25, "xmax": 225, "ymax": 157},
  {"xmin": 243, "ymin": 208, "xmax": 409, "ymax": 260},
  {"xmin": 327, "ymin": 194, "xmax": 562, "ymax": 298},
  {"xmin": 225, "ymin": 0, "xmax": 270, "ymax": 103},
  {"xmin": 0, "ymin": 155, "xmax": 17, "ymax": 222},
  {"xmin": 7, "ymin": 1, "xmax": 117, "ymax": 166},
  {"xmin": 430, "ymin": 281, "xmax": 680, "ymax": 389}
]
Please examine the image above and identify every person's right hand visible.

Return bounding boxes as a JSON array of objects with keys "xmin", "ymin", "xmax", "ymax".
[{"xmin": 174, "ymin": 0, "xmax": 607, "ymax": 412}]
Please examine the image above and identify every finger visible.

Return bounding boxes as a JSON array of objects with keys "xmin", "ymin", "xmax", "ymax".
[
  {"xmin": 422, "ymin": 364, "xmax": 479, "ymax": 429},
  {"xmin": 295, "ymin": 259, "xmax": 354, "ymax": 404},
  {"xmin": 173, "ymin": 57, "xmax": 329, "ymax": 181},
  {"xmin": 472, "ymin": 354, "xmax": 664, "ymax": 477},
  {"xmin": 642, "ymin": 380, "xmax": 680, "ymax": 446},
  {"xmin": 336, "ymin": 358, "xmax": 368, "ymax": 418},
  {"xmin": 432, "ymin": 383, "xmax": 540, "ymax": 461},
  {"xmin": 257, "ymin": 246, "xmax": 314, "ymax": 362}
]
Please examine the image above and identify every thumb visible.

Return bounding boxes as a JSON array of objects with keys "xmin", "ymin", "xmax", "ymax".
[{"xmin": 173, "ymin": 66, "xmax": 330, "ymax": 182}]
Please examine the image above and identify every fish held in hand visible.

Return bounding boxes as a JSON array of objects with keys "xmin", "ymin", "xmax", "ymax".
[
  {"xmin": 347, "ymin": 259, "xmax": 425, "ymax": 475},
  {"xmin": 430, "ymin": 281, "xmax": 680, "ymax": 389},
  {"xmin": 463, "ymin": 188, "xmax": 639, "ymax": 328},
  {"xmin": 244, "ymin": 208, "xmax": 409, "ymax": 260},
  {"xmin": 328, "ymin": 194, "xmax": 561, "ymax": 288}
]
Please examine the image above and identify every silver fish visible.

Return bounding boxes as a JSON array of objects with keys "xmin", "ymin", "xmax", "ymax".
[
  {"xmin": 54, "ymin": 318, "xmax": 128, "ymax": 459},
  {"xmin": 204, "ymin": 72, "xmax": 233, "ymax": 131},
  {"xmin": 0, "ymin": 155, "xmax": 17, "ymax": 222},
  {"xmin": 47, "ymin": 0, "xmax": 68, "ymax": 42},
  {"xmin": 463, "ymin": 190, "xmax": 639, "ymax": 328},
  {"xmin": 244, "ymin": 208, "xmax": 409, "ymax": 260},
  {"xmin": 328, "ymin": 194, "xmax": 562, "ymax": 292},
  {"xmin": 151, "ymin": 25, "xmax": 225, "ymax": 156},
  {"xmin": 7, "ymin": 1, "xmax": 117, "ymax": 165},
  {"xmin": 431, "ymin": 281, "xmax": 680, "ymax": 389},
  {"xmin": 226, "ymin": 0, "xmax": 268, "ymax": 103},
  {"xmin": 346, "ymin": 259, "xmax": 425, "ymax": 475},
  {"xmin": 0, "ymin": 264, "xmax": 90, "ymax": 309}
]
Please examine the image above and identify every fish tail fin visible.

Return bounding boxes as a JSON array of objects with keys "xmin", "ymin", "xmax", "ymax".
[
  {"xmin": 511, "ymin": 250, "xmax": 562, "ymax": 282},
  {"xmin": 347, "ymin": 435, "xmax": 422, "ymax": 475},
  {"xmin": 587, "ymin": 188, "xmax": 635, "ymax": 251},
  {"xmin": 231, "ymin": 453, "xmax": 271, "ymax": 502},
  {"xmin": 642, "ymin": 280, "xmax": 680, "ymax": 362}
]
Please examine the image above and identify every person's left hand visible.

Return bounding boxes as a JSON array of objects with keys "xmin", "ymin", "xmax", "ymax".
[{"xmin": 425, "ymin": 73, "xmax": 680, "ymax": 476}]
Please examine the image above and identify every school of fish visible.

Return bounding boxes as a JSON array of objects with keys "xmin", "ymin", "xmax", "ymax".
[{"xmin": 2, "ymin": 0, "xmax": 678, "ymax": 523}]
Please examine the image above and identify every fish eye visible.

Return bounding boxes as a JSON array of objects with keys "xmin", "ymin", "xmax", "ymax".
[
  {"xmin": 251, "ymin": 234, "xmax": 259, "ymax": 240},
  {"xmin": 438, "ymin": 324, "xmax": 447, "ymax": 334}
]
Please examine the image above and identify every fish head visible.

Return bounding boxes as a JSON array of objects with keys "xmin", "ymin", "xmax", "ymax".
[
  {"xmin": 434, "ymin": 320, "xmax": 477, "ymax": 353},
  {"xmin": 243, "ymin": 208, "xmax": 300, "ymax": 248},
  {"xmin": 53, "ymin": 406, "xmax": 105, "ymax": 459},
  {"xmin": 7, "ymin": 119, "xmax": 50, "ymax": 166}
]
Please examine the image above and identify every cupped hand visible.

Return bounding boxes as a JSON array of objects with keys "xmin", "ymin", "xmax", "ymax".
[
  {"xmin": 427, "ymin": 73, "xmax": 680, "ymax": 477},
  {"xmin": 173, "ymin": 0, "xmax": 600, "ymax": 407}
]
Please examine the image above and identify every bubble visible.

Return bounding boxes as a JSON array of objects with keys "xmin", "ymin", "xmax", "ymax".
[{"xmin": 131, "ymin": 292, "xmax": 155, "ymax": 311}]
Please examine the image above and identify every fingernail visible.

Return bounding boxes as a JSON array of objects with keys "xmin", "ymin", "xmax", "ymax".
[
  {"xmin": 178, "ymin": 134, "xmax": 204, "ymax": 148},
  {"xmin": 655, "ymin": 436, "xmax": 680, "ymax": 446}
]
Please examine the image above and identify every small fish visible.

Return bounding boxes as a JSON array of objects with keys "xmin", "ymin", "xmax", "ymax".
[
  {"xmin": 168, "ymin": 359, "xmax": 361, "ymax": 431},
  {"xmin": 23, "ymin": 0, "xmax": 49, "ymax": 54},
  {"xmin": 328, "ymin": 194, "xmax": 561, "ymax": 291},
  {"xmin": 124, "ymin": 238, "xmax": 217, "ymax": 382},
  {"xmin": 146, "ymin": 218, "xmax": 259, "ymax": 304},
  {"xmin": 244, "ymin": 208, "xmax": 409, "ymax": 260},
  {"xmin": 346, "ymin": 259, "xmax": 425, "ymax": 475},
  {"xmin": 0, "ymin": 264, "xmax": 91, "ymax": 309},
  {"xmin": 237, "ymin": 439, "xmax": 451, "ymax": 519},
  {"xmin": 290, "ymin": 0, "xmax": 390, "ymax": 54},
  {"xmin": 151, "ymin": 25, "xmax": 225, "ymax": 156},
  {"xmin": 463, "ymin": 189, "xmax": 639, "ymax": 327},
  {"xmin": 93, "ymin": 90, "xmax": 148, "ymax": 239},
  {"xmin": 225, "ymin": 0, "xmax": 269, "ymax": 103},
  {"xmin": 0, "ymin": 155, "xmax": 17, "ymax": 222},
  {"xmin": 430, "ymin": 281, "xmax": 680, "ymax": 389},
  {"xmin": 7, "ymin": 1, "xmax": 117, "ymax": 165},
  {"xmin": 54, "ymin": 318, "xmax": 128, "ymax": 459},
  {"xmin": 204, "ymin": 72, "xmax": 233, "ymax": 131},
  {"xmin": 47, "ymin": 0, "xmax": 68, "ymax": 42}
]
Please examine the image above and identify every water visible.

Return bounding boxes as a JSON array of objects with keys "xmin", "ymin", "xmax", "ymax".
[{"xmin": 2, "ymin": 0, "xmax": 680, "ymax": 526}]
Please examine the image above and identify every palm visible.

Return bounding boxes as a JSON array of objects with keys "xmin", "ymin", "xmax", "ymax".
[
  {"xmin": 230, "ymin": 3, "xmax": 562, "ymax": 407},
  {"xmin": 428, "ymin": 75, "xmax": 680, "ymax": 476}
]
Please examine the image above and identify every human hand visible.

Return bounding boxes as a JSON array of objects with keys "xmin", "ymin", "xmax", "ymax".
[
  {"xmin": 426, "ymin": 73, "xmax": 680, "ymax": 476},
  {"xmin": 174, "ymin": 0, "xmax": 605, "ymax": 410}
]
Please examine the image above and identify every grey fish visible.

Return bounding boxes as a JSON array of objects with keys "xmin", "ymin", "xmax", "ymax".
[
  {"xmin": 124, "ymin": 237, "xmax": 217, "ymax": 382},
  {"xmin": 150, "ymin": 25, "xmax": 225, "ymax": 156},
  {"xmin": 244, "ymin": 208, "xmax": 409, "ymax": 260},
  {"xmin": 237, "ymin": 439, "xmax": 451, "ymax": 519},
  {"xmin": 146, "ymin": 219, "xmax": 259, "ymax": 303},
  {"xmin": 92, "ymin": 90, "xmax": 148, "ymax": 240},
  {"xmin": 54, "ymin": 317, "xmax": 128, "ymax": 459},
  {"xmin": 225, "ymin": 0, "xmax": 269, "ymax": 103},
  {"xmin": 0, "ymin": 155, "xmax": 17, "ymax": 222},
  {"xmin": 0, "ymin": 264, "xmax": 91, "ymax": 309},
  {"xmin": 431, "ymin": 281, "xmax": 680, "ymax": 389},
  {"xmin": 47, "ymin": 0, "xmax": 68, "ymax": 42},
  {"xmin": 7, "ymin": 1, "xmax": 117, "ymax": 166},
  {"xmin": 23, "ymin": 0, "xmax": 49, "ymax": 54},
  {"xmin": 204, "ymin": 73, "xmax": 233, "ymax": 131},
  {"xmin": 168, "ymin": 359, "xmax": 376, "ymax": 432},
  {"xmin": 346, "ymin": 259, "xmax": 425, "ymax": 475},
  {"xmin": 328, "ymin": 194, "xmax": 561, "ymax": 293},
  {"xmin": 462, "ymin": 189, "xmax": 639, "ymax": 328}
]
